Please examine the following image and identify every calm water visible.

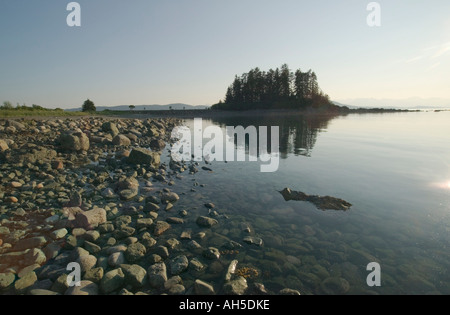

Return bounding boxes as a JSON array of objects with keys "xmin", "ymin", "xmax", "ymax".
[{"xmin": 162, "ymin": 111, "xmax": 450, "ymax": 294}]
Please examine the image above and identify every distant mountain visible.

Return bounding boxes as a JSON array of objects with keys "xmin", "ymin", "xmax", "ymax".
[
  {"xmin": 66, "ymin": 103, "xmax": 210, "ymax": 112},
  {"xmin": 335, "ymin": 98, "xmax": 450, "ymax": 109}
]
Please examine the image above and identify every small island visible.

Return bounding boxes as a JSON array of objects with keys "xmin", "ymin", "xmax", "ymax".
[{"xmin": 211, "ymin": 64, "xmax": 411, "ymax": 114}]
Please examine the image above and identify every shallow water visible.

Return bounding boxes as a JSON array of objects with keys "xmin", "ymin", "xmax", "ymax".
[{"xmin": 162, "ymin": 111, "xmax": 450, "ymax": 295}]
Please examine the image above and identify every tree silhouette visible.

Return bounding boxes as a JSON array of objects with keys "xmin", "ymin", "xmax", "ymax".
[
  {"xmin": 82, "ymin": 99, "xmax": 96, "ymax": 112},
  {"xmin": 212, "ymin": 64, "xmax": 333, "ymax": 111},
  {"xmin": 129, "ymin": 105, "xmax": 136, "ymax": 111}
]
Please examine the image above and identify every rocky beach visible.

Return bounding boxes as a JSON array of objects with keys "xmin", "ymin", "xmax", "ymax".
[{"xmin": 0, "ymin": 116, "xmax": 301, "ymax": 295}]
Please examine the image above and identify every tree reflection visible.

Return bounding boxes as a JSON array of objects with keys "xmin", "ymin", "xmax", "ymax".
[{"xmin": 210, "ymin": 112, "xmax": 339, "ymax": 159}]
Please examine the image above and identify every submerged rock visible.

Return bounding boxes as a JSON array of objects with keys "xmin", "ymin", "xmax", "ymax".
[{"xmin": 279, "ymin": 188, "xmax": 352, "ymax": 211}]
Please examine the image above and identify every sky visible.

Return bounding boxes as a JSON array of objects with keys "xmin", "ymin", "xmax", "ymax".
[{"xmin": 1, "ymin": 0, "xmax": 449, "ymax": 109}]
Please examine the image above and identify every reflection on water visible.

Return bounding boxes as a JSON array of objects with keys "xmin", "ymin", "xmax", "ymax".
[
  {"xmin": 210, "ymin": 113, "xmax": 338, "ymax": 159},
  {"xmin": 175, "ymin": 111, "xmax": 450, "ymax": 295}
]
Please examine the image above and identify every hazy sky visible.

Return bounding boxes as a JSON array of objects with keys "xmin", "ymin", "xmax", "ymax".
[{"xmin": 1, "ymin": 0, "xmax": 449, "ymax": 108}]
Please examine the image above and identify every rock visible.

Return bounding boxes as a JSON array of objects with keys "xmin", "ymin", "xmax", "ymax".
[
  {"xmin": 29, "ymin": 289, "xmax": 60, "ymax": 295},
  {"xmin": 0, "ymin": 273, "xmax": 15, "ymax": 290},
  {"xmin": 196, "ymin": 216, "xmax": 218, "ymax": 228},
  {"xmin": 84, "ymin": 241, "xmax": 101, "ymax": 254},
  {"xmin": 113, "ymin": 226, "xmax": 135, "ymax": 239},
  {"xmin": 166, "ymin": 217, "xmax": 184, "ymax": 224},
  {"xmin": 225, "ymin": 260, "xmax": 238, "ymax": 281},
  {"xmin": 161, "ymin": 191, "xmax": 180, "ymax": 203},
  {"xmin": 75, "ymin": 208, "xmax": 107, "ymax": 230},
  {"xmin": 320, "ymin": 277, "xmax": 350, "ymax": 295},
  {"xmin": 120, "ymin": 264, "xmax": 147, "ymax": 288},
  {"xmin": 180, "ymin": 230, "xmax": 192, "ymax": 240},
  {"xmin": 51, "ymin": 160, "xmax": 64, "ymax": 170},
  {"xmin": 223, "ymin": 277, "xmax": 248, "ymax": 295},
  {"xmin": 194, "ymin": 279, "xmax": 215, "ymax": 295},
  {"xmin": 108, "ymin": 252, "xmax": 126, "ymax": 267},
  {"xmin": 102, "ymin": 121, "xmax": 119, "ymax": 137},
  {"xmin": 128, "ymin": 148, "xmax": 160, "ymax": 168},
  {"xmin": 59, "ymin": 132, "xmax": 90, "ymax": 152},
  {"xmin": 149, "ymin": 139, "xmax": 166, "ymax": 151},
  {"xmin": 4, "ymin": 196, "xmax": 18, "ymax": 203},
  {"xmin": 100, "ymin": 268, "xmax": 125, "ymax": 294},
  {"xmin": 23, "ymin": 248, "xmax": 47, "ymax": 266},
  {"xmin": 0, "ymin": 139, "xmax": 9, "ymax": 152},
  {"xmin": 279, "ymin": 188, "xmax": 352, "ymax": 211},
  {"xmin": 65, "ymin": 280, "xmax": 99, "ymax": 295},
  {"xmin": 189, "ymin": 259, "xmax": 204, "ymax": 272},
  {"xmin": 84, "ymin": 267, "xmax": 104, "ymax": 284},
  {"xmin": 243, "ymin": 236, "xmax": 263, "ymax": 247},
  {"xmin": 153, "ymin": 221, "xmax": 171, "ymax": 236},
  {"xmin": 14, "ymin": 236, "xmax": 47, "ymax": 251},
  {"xmin": 51, "ymin": 228, "xmax": 68, "ymax": 240},
  {"xmin": 136, "ymin": 218, "xmax": 154, "ymax": 229},
  {"xmin": 203, "ymin": 247, "xmax": 221, "ymax": 260},
  {"xmin": 170, "ymin": 255, "xmax": 189, "ymax": 275},
  {"xmin": 7, "ymin": 120, "xmax": 26, "ymax": 131},
  {"xmin": 15, "ymin": 271, "xmax": 38, "ymax": 294},
  {"xmin": 144, "ymin": 202, "xmax": 160, "ymax": 212},
  {"xmin": 204, "ymin": 203, "xmax": 215, "ymax": 209},
  {"xmin": 77, "ymin": 255, "xmax": 97, "ymax": 273},
  {"xmin": 119, "ymin": 189, "xmax": 138, "ymax": 201},
  {"xmin": 148, "ymin": 262, "xmax": 167, "ymax": 289},
  {"xmin": 101, "ymin": 188, "xmax": 117, "ymax": 199},
  {"xmin": 125, "ymin": 243, "xmax": 146, "ymax": 263},
  {"xmin": 112, "ymin": 135, "xmax": 131, "ymax": 146},
  {"xmin": 279, "ymin": 288, "xmax": 301, "ymax": 295}
]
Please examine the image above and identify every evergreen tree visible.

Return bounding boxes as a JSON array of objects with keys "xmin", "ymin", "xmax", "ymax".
[{"xmin": 82, "ymin": 99, "xmax": 96, "ymax": 112}]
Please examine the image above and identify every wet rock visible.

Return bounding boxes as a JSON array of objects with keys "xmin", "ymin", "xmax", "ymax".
[
  {"xmin": 149, "ymin": 139, "xmax": 166, "ymax": 151},
  {"xmin": 320, "ymin": 277, "xmax": 350, "ymax": 295},
  {"xmin": 194, "ymin": 279, "xmax": 215, "ymax": 295},
  {"xmin": 279, "ymin": 188, "xmax": 352, "ymax": 211},
  {"xmin": 203, "ymin": 247, "xmax": 220, "ymax": 260},
  {"xmin": 23, "ymin": 248, "xmax": 47, "ymax": 266},
  {"xmin": 153, "ymin": 221, "xmax": 171, "ymax": 236},
  {"xmin": 161, "ymin": 191, "xmax": 180, "ymax": 203},
  {"xmin": 128, "ymin": 148, "xmax": 160, "ymax": 168},
  {"xmin": 223, "ymin": 277, "xmax": 248, "ymax": 295},
  {"xmin": 101, "ymin": 268, "xmax": 125, "ymax": 294},
  {"xmin": 225, "ymin": 260, "xmax": 238, "ymax": 281},
  {"xmin": 170, "ymin": 255, "xmax": 189, "ymax": 275},
  {"xmin": 279, "ymin": 288, "xmax": 301, "ymax": 295},
  {"xmin": 136, "ymin": 218, "xmax": 154, "ymax": 229},
  {"xmin": 167, "ymin": 217, "xmax": 184, "ymax": 224},
  {"xmin": 144, "ymin": 203, "xmax": 160, "ymax": 212},
  {"xmin": 243, "ymin": 236, "xmax": 263, "ymax": 247},
  {"xmin": 29, "ymin": 289, "xmax": 60, "ymax": 295},
  {"xmin": 148, "ymin": 262, "xmax": 167, "ymax": 289},
  {"xmin": 196, "ymin": 216, "xmax": 218, "ymax": 228}
]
